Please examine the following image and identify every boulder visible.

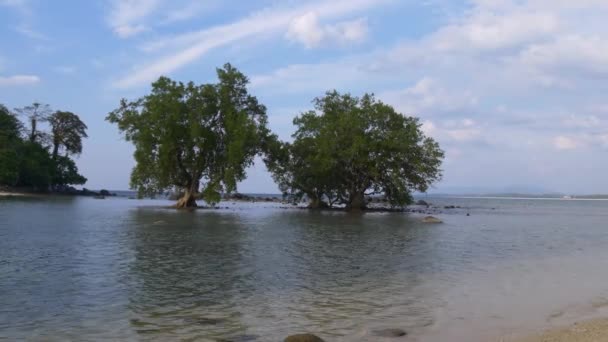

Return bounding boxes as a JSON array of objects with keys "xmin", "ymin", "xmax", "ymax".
[
  {"xmin": 416, "ymin": 200, "xmax": 429, "ymax": 206},
  {"xmin": 284, "ymin": 334, "xmax": 325, "ymax": 342},
  {"xmin": 372, "ymin": 328, "xmax": 408, "ymax": 338},
  {"xmin": 422, "ymin": 216, "xmax": 442, "ymax": 224}
]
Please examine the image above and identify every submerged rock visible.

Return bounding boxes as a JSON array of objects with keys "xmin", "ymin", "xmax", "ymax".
[
  {"xmin": 284, "ymin": 334, "xmax": 325, "ymax": 342},
  {"xmin": 422, "ymin": 216, "xmax": 443, "ymax": 223},
  {"xmin": 217, "ymin": 334, "xmax": 259, "ymax": 342},
  {"xmin": 372, "ymin": 328, "xmax": 408, "ymax": 337}
]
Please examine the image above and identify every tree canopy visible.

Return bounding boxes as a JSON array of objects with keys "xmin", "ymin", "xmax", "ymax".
[
  {"xmin": 0, "ymin": 105, "xmax": 23, "ymax": 186},
  {"xmin": 106, "ymin": 63, "xmax": 271, "ymax": 208},
  {"xmin": 267, "ymin": 91, "xmax": 444, "ymax": 210},
  {"xmin": 13, "ymin": 102, "xmax": 52, "ymax": 144},
  {"xmin": 49, "ymin": 111, "xmax": 88, "ymax": 159},
  {"xmin": 0, "ymin": 103, "xmax": 87, "ymax": 190}
]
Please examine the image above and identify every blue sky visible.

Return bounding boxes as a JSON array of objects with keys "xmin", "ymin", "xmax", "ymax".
[{"xmin": 2, "ymin": 0, "xmax": 608, "ymax": 194}]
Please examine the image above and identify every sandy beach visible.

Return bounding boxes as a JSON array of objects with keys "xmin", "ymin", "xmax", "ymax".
[
  {"xmin": 514, "ymin": 319, "xmax": 608, "ymax": 342},
  {"xmin": 0, "ymin": 191, "xmax": 26, "ymax": 197}
]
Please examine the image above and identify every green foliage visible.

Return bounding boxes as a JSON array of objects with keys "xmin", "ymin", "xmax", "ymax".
[
  {"xmin": 52, "ymin": 155, "xmax": 87, "ymax": 186},
  {"xmin": 17, "ymin": 141, "xmax": 54, "ymax": 189},
  {"xmin": 13, "ymin": 103, "xmax": 52, "ymax": 143},
  {"xmin": 49, "ymin": 111, "xmax": 88, "ymax": 158},
  {"xmin": 268, "ymin": 91, "xmax": 444, "ymax": 210},
  {"xmin": 0, "ymin": 105, "xmax": 23, "ymax": 185},
  {"xmin": 106, "ymin": 63, "xmax": 270, "ymax": 207},
  {"xmin": 0, "ymin": 103, "xmax": 88, "ymax": 190}
]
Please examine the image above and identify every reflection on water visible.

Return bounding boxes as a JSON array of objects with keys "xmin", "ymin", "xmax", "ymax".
[{"xmin": 2, "ymin": 197, "xmax": 608, "ymax": 341}]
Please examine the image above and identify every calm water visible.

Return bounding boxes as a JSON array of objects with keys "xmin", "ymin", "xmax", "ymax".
[{"xmin": 2, "ymin": 197, "xmax": 608, "ymax": 341}]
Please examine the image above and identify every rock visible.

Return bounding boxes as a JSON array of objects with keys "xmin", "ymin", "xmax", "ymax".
[
  {"xmin": 444, "ymin": 205, "xmax": 456, "ymax": 209},
  {"xmin": 100, "ymin": 189, "xmax": 111, "ymax": 196},
  {"xmin": 284, "ymin": 334, "xmax": 325, "ymax": 342},
  {"xmin": 416, "ymin": 200, "xmax": 429, "ymax": 206},
  {"xmin": 372, "ymin": 328, "xmax": 408, "ymax": 338},
  {"xmin": 422, "ymin": 216, "xmax": 442, "ymax": 223}
]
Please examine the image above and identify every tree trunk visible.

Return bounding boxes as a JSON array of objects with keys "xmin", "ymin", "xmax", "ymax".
[
  {"xmin": 52, "ymin": 140, "xmax": 59, "ymax": 160},
  {"xmin": 347, "ymin": 191, "xmax": 366, "ymax": 211},
  {"xmin": 175, "ymin": 185, "xmax": 198, "ymax": 209},
  {"xmin": 30, "ymin": 118, "xmax": 37, "ymax": 143},
  {"xmin": 308, "ymin": 196, "xmax": 329, "ymax": 209}
]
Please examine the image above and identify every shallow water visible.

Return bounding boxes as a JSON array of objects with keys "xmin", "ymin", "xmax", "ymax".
[{"xmin": 1, "ymin": 196, "xmax": 608, "ymax": 341}]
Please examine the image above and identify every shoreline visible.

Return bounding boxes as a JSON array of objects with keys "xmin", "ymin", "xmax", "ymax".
[
  {"xmin": 513, "ymin": 318, "xmax": 608, "ymax": 342},
  {"xmin": 0, "ymin": 191, "xmax": 29, "ymax": 197}
]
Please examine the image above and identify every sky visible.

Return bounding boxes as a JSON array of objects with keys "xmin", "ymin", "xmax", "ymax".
[{"xmin": 1, "ymin": 0, "xmax": 608, "ymax": 194}]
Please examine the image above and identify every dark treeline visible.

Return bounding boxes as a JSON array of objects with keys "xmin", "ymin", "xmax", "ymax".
[
  {"xmin": 108, "ymin": 63, "xmax": 444, "ymax": 210},
  {"xmin": 0, "ymin": 103, "xmax": 87, "ymax": 191}
]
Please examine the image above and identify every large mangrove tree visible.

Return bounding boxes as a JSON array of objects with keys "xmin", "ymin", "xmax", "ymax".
[
  {"xmin": 267, "ymin": 91, "xmax": 444, "ymax": 210},
  {"xmin": 106, "ymin": 64, "xmax": 270, "ymax": 208}
]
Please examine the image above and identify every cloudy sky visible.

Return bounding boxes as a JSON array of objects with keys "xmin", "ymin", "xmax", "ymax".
[{"xmin": 1, "ymin": 0, "xmax": 607, "ymax": 194}]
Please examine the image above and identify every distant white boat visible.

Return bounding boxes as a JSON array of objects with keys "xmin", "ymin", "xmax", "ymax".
[{"xmin": 561, "ymin": 195, "xmax": 573, "ymax": 200}]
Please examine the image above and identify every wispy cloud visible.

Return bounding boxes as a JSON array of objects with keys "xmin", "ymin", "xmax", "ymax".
[
  {"xmin": 162, "ymin": 1, "xmax": 221, "ymax": 24},
  {"xmin": 107, "ymin": 0, "xmax": 161, "ymax": 38},
  {"xmin": 114, "ymin": 0, "xmax": 392, "ymax": 88},
  {"xmin": 0, "ymin": 74, "xmax": 40, "ymax": 86},
  {"xmin": 14, "ymin": 24, "xmax": 48, "ymax": 40},
  {"xmin": 247, "ymin": 0, "xmax": 608, "ymax": 159},
  {"xmin": 1, "ymin": 0, "xmax": 47, "ymax": 40}
]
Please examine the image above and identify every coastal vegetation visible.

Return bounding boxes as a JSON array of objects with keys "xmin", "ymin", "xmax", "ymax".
[
  {"xmin": 265, "ymin": 91, "xmax": 444, "ymax": 210},
  {"xmin": 106, "ymin": 64, "xmax": 274, "ymax": 208},
  {"xmin": 0, "ymin": 103, "xmax": 87, "ymax": 191},
  {"xmin": 107, "ymin": 64, "xmax": 444, "ymax": 210}
]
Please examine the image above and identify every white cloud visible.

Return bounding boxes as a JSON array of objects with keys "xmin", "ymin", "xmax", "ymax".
[
  {"xmin": 286, "ymin": 12, "xmax": 368, "ymax": 48},
  {"xmin": 0, "ymin": 74, "xmax": 40, "ymax": 86},
  {"xmin": 107, "ymin": 0, "xmax": 161, "ymax": 38},
  {"xmin": 553, "ymin": 136, "xmax": 580, "ymax": 150},
  {"xmin": 518, "ymin": 35, "xmax": 608, "ymax": 76},
  {"xmin": 432, "ymin": 11, "xmax": 559, "ymax": 52},
  {"xmin": 250, "ymin": 60, "xmax": 377, "ymax": 93},
  {"xmin": 162, "ymin": 1, "xmax": 220, "ymax": 24},
  {"xmin": 380, "ymin": 77, "xmax": 478, "ymax": 116},
  {"xmin": 420, "ymin": 118, "xmax": 484, "ymax": 144},
  {"xmin": 114, "ymin": 0, "xmax": 390, "ymax": 88}
]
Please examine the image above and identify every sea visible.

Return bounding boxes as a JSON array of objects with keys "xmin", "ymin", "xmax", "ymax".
[{"xmin": 2, "ymin": 195, "xmax": 608, "ymax": 341}]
